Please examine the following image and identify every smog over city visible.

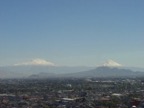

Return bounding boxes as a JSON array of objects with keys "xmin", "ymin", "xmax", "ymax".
[{"xmin": 0, "ymin": 1, "xmax": 144, "ymax": 108}]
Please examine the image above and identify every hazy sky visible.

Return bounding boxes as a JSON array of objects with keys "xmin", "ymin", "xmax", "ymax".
[{"xmin": 0, "ymin": 0, "xmax": 144, "ymax": 67}]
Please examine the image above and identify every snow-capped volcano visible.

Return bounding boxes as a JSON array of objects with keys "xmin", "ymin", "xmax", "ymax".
[
  {"xmin": 102, "ymin": 60, "xmax": 122, "ymax": 67},
  {"xmin": 14, "ymin": 59, "xmax": 55, "ymax": 66}
]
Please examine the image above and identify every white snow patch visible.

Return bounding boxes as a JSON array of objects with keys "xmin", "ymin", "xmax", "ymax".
[
  {"xmin": 14, "ymin": 58, "xmax": 55, "ymax": 66},
  {"xmin": 102, "ymin": 59, "xmax": 122, "ymax": 67}
]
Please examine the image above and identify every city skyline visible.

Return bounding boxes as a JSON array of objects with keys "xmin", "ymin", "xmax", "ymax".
[{"xmin": 0, "ymin": 0, "xmax": 144, "ymax": 67}]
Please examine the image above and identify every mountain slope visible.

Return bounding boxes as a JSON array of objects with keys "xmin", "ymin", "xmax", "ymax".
[
  {"xmin": 0, "ymin": 65, "xmax": 93, "ymax": 78},
  {"xmin": 63, "ymin": 66, "xmax": 144, "ymax": 78}
]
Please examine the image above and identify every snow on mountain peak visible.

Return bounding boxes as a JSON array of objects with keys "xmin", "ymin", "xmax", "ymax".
[
  {"xmin": 102, "ymin": 59, "xmax": 122, "ymax": 67},
  {"xmin": 14, "ymin": 59, "xmax": 55, "ymax": 66}
]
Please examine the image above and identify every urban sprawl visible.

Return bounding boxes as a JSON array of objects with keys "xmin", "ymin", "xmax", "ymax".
[{"xmin": 0, "ymin": 78, "xmax": 144, "ymax": 108}]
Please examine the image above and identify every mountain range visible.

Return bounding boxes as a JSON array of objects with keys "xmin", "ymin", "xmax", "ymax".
[
  {"xmin": 63, "ymin": 66, "xmax": 144, "ymax": 78},
  {"xmin": 0, "ymin": 59, "xmax": 144, "ymax": 78}
]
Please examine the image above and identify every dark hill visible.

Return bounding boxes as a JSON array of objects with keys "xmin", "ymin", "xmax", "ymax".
[{"xmin": 64, "ymin": 66, "xmax": 144, "ymax": 78}]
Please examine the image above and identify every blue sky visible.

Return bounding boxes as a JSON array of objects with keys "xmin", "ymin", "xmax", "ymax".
[{"xmin": 0, "ymin": 0, "xmax": 144, "ymax": 67}]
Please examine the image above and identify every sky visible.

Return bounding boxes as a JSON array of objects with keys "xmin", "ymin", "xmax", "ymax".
[{"xmin": 0, "ymin": 0, "xmax": 144, "ymax": 67}]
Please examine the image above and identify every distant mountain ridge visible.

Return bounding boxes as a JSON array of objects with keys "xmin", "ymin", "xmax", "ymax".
[
  {"xmin": 63, "ymin": 66, "xmax": 144, "ymax": 78},
  {"xmin": 1, "ymin": 59, "xmax": 144, "ymax": 78},
  {"xmin": 29, "ymin": 66, "xmax": 144, "ymax": 78},
  {"xmin": 0, "ymin": 65, "xmax": 93, "ymax": 78}
]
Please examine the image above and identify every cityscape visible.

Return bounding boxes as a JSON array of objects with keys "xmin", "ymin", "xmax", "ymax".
[
  {"xmin": 1, "ymin": 0, "xmax": 144, "ymax": 108},
  {"xmin": 0, "ymin": 78, "xmax": 144, "ymax": 108}
]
